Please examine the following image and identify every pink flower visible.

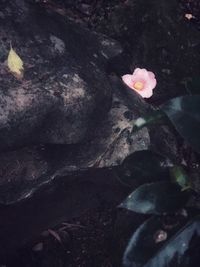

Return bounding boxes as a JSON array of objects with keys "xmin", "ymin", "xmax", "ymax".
[{"xmin": 122, "ymin": 68, "xmax": 157, "ymax": 98}]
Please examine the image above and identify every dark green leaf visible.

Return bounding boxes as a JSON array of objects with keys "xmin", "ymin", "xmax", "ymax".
[
  {"xmin": 161, "ymin": 95, "xmax": 200, "ymax": 153},
  {"xmin": 119, "ymin": 181, "xmax": 189, "ymax": 214},
  {"xmin": 144, "ymin": 216, "xmax": 200, "ymax": 267},
  {"xmin": 185, "ymin": 76, "xmax": 200, "ymax": 94},
  {"xmin": 117, "ymin": 150, "xmax": 171, "ymax": 186},
  {"xmin": 170, "ymin": 165, "xmax": 191, "ymax": 190},
  {"xmin": 123, "ymin": 216, "xmax": 200, "ymax": 267},
  {"xmin": 123, "ymin": 216, "xmax": 165, "ymax": 267},
  {"xmin": 123, "ymin": 216, "xmax": 185, "ymax": 267}
]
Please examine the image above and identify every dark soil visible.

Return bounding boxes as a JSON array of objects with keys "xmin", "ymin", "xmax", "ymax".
[
  {"xmin": 180, "ymin": 0, "xmax": 200, "ymax": 30},
  {"xmin": 2, "ymin": 0, "xmax": 200, "ymax": 267},
  {"xmin": 38, "ymin": 0, "xmax": 200, "ymax": 32},
  {"xmin": 8, "ymin": 207, "xmax": 120, "ymax": 267},
  {"xmin": 5, "ymin": 206, "xmax": 145, "ymax": 267}
]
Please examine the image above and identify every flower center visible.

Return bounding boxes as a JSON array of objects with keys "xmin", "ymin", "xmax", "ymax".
[{"xmin": 133, "ymin": 81, "xmax": 144, "ymax": 91}]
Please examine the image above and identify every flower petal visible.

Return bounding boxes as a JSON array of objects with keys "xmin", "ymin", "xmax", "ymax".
[
  {"xmin": 122, "ymin": 68, "xmax": 156, "ymax": 98},
  {"xmin": 122, "ymin": 74, "xmax": 133, "ymax": 88},
  {"xmin": 148, "ymin": 71, "xmax": 155, "ymax": 79},
  {"xmin": 139, "ymin": 88, "xmax": 153, "ymax": 98},
  {"xmin": 133, "ymin": 68, "xmax": 149, "ymax": 79},
  {"xmin": 147, "ymin": 77, "xmax": 157, "ymax": 90}
]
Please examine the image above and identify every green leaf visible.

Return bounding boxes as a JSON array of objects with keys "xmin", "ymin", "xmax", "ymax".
[
  {"xmin": 132, "ymin": 110, "xmax": 166, "ymax": 133},
  {"xmin": 161, "ymin": 95, "xmax": 200, "ymax": 153},
  {"xmin": 123, "ymin": 216, "xmax": 200, "ymax": 267},
  {"xmin": 123, "ymin": 216, "xmax": 166, "ymax": 267},
  {"xmin": 170, "ymin": 165, "xmax": 191, "ymax": 190},
  {"xmin": 116, "ymin": 150, "xmax": 171, "ymax": 186},
  {"xmin": 144, "ymin": 216, "xmax": 200, "ymax": 267},
  {"xmin": 182, "ymin": 76, "xmax": 200, "ymax": 94},
  {"xmin": 119, "ymin": 181, "xmax": 189, "ymax": 214}
]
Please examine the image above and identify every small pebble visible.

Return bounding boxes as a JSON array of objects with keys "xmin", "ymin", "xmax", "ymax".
[{"xmin": 32, "ymin": 242, "xmax": 43, "ymax": 252}]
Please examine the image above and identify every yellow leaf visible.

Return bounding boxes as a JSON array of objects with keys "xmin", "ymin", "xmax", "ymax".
[{"xmin": 7, "ymin": 47, "xmax": 24, "ymax": 78}]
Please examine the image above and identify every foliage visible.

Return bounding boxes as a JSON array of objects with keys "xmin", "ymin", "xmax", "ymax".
[
  {"xmin": 119, "ymin": 181, "xmax": 189, "ymax": 215},
  {"xmin": 123, "ymin": 215, "xmax": 200, "ymax": 267},
  {"xmin": 161, "ymin": 95, "xmax": 200, "ymax": 153},
  {"xmin": 119, "ymin": 95, "xmax": 200, "ymax": 267}
]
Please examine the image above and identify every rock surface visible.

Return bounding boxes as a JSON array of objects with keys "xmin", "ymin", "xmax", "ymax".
[
  {"xmin": 0, "ymin": 1, "xmax": 182, "ymax": 260},
  {"xmin": 0, "ymin": 75, "xmax": 151, "ymax": 204},
  {"xmin": 0, "ymin": 0, "xmax": 152, "ymax": 204},
  {"xmin": 0, "ymin": 0, "xmax": 123, "ymax": 150},
  {"xmin": 0, "ymin": 0, "xmax": 179, "ymax": 206}
]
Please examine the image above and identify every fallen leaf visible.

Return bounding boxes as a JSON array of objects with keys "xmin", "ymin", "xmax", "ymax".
[
  {"xmin": 7, "ymin": 46, "xmax": 24, "ymax": 78},
  {"xmin": 48, "ymin": 229, "xmax": 62, "ymax": 243},
  {"xmin": 32, "ymin": 242, "xmax": 44, "ymax": 252}
]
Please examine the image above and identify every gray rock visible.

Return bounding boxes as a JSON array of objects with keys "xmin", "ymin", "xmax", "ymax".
[
  {"xmin": 0, "ymin": 75, "xmax": 151, "ymax": 204},
  {"xmin": 0, "ymin": 0, "xmax": 122, "ymax": 150},
  {"xmin": 0, "ymin": 0, "xmax": 178, "ymax": 206}
]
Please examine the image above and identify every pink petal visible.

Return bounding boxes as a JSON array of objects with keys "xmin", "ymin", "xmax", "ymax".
[
  {"xmin": 146, "ymin": 77, "xmax": 157, "ymax": 90},
  {"xmin": 122, "ymin": 74, "xmax": 133, "ymax": 88},
  {"xmin": 148, "ymin": 71, "xmax": 155, "ymax": 79},
  {"xmin": 133, "ymin": 68, "xmax": 149, "ymax": 79},
  {"xmin": 139, "ymin": 88, "xmax": 153, "ymax": 98}
]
